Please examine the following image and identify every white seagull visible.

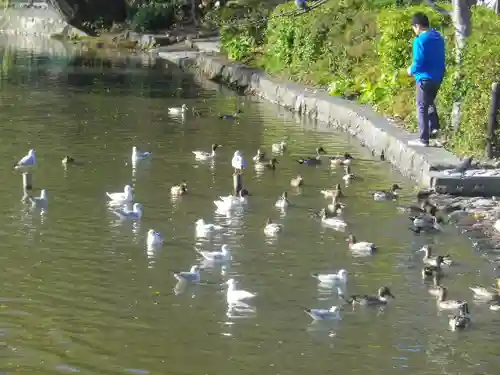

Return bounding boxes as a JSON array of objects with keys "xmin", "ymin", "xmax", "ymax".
[
  {"xmin": 106, "ymin": 185, "xmax": 133, "ymax": 203},
  {"xmin": 132, "ymin": 146, "xmax": 152, "ymax": 163},
  {"xmin": 225, "ymin": 278, "xmax": 256, "ymax": 305},
  {"xmin": 312, "ymin": 269, "xmax": 348, "ymax": 286},
  {"xmin": 28, "ymin": 189, "xmax": 48, "ymax": 208},
  {"xmin": 147, "ymin": 229, "xmax": 164, "ymax": 248},
  {"xmin": 112, "ymin": 203, "xmax": 143, "ymax": 220},
  {"xmin": 174, "ymin": 265, "xmax": 201, "ymax": 283},
  {"xmin": 304, "ymin": 306, "xmax": 341, "ymax": 321},
  {"xmin": 231, "ymin": 151, "xmax": 246, "ymax": 173},
  {"xmin": 168, "ymin": 104, "xmax": 188, "ymax": 115},
  {"xmin": 14, "ymin": 149, "xmax": 36, "ymax": 170},
  {"xmin": 214, "ymin": 192, "xmax": 247, "ymax": 212},
  {"xmin": 195, "ymin": 219, "xmax": 223, "ymax": 237},
  {"xmin": 192, "ymin": 144, "xmax": 221, "ymax": 161},
  {"xmin": 197, "ymin": 244, "xmax": 231, "ymax": 263}
]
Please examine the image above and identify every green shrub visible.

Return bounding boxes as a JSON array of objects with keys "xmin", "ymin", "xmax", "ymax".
[
  {"xmin": 218, "ymin": 0, "xmax": 274, "ymax": 62},
  {"xmin": 263, "ymin": 0, "xmax": 379, "ymax": 86},
  {"xmin": 217, "ymin": 0, "xmax": 500, "ymax": 157},
  {"xmin": 446, "ymin": 7, "xmax": 500, "ymax": 155},
  {"xmin": 130, "ymin": 1, "xmax": 176, "ymax": 33}
]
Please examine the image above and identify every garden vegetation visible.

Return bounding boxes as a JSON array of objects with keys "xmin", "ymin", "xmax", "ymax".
[{"xmin": 218, "ymin": 0, "xmax": 500, "ymax": 157}]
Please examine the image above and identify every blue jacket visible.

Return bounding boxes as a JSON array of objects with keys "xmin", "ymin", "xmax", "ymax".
[{"xmin": 410, "ymin": 29, "xmax": 446, "ymax": 84}]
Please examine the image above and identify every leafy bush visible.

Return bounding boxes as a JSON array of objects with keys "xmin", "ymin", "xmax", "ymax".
[
  {"xmin": 263, "ymin": 0, "xmax": 379, "ymax": 86},
  {"xmin": 130, "ymin": 1, "xmax": 177, "ymax": 33},
  {"xmin": 446, "ymin": 7, "xmax": 500, "ymax": 154},
  {"xmin": 218, "ymin": 0, "xmax": 500, "ymax": 156},
  {"xmin": 217, "ymin": 0, "xmax": 276, "ymax": 61}
]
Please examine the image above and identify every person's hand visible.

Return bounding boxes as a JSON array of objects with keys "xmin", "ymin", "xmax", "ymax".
[{"xmin": 407, "ymin": 66, "xmax": 412, "ymax": 76}]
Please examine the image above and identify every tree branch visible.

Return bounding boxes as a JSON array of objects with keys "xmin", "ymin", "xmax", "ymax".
[{"xmin": 426, "ymin": 0, "xmax": 452, "ymax": 16}]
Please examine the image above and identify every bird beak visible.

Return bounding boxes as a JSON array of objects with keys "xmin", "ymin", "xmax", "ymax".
[{"xmin": 390, "ymin": 293, "xmax": 396, "ymax": 299}]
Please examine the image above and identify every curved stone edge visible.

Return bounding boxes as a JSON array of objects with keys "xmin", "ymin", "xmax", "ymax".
[{"xmin": 167, "ymin": 51, "xmax": 500, "ymax": 194}]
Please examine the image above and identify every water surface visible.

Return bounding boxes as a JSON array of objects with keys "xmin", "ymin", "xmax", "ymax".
[{"xmin": 0, "ymin": 37, "xmax": 498, "ymax": 375}]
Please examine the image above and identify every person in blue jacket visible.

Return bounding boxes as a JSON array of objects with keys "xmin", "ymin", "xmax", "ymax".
[
  {"xmin": 407, "ymin": 12, "xmax": 446, "ymax": 147},
  {"xmin": 296, "ymin": 0, "xmax": 309, "ymax": 11}
]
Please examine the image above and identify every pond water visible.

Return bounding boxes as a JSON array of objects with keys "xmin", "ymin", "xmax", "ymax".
[{"xmin": 0, "ymin": 36, "xmax": 498, "ymax": 375}]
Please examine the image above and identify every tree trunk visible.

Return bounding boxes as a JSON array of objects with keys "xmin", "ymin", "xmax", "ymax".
[{"xmin": 450, "ymin": 0, "xmax": 473, "ymax": 132}]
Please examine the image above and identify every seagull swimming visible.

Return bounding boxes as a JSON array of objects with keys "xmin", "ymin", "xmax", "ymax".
[
  {"xmin": 106, "ymin": 185, "xmax": 133, "ymax": 203},
  {"xmin": 304, "ymin": 306, "xmax": 341, "ymax": 321},
  {"xmin": 225, "ymin": 278, "xmax": 256, "ymax": 305},
  {"xmin": 14, "ymin": 149, "xmax": 36, "ymax": 170},
  {"xmin": 147, "ymin": 229, "xmax": 164, "ymax": 248},
  {"xmin": 197, "ymin": 244, "xmax": 231, "ymax": 263},
  {"xmin": 168, "ymin": 104, "xmax": 188, "ymax": 115},
  {"xmin": 195, "ymin": 219, "xmax": 223, "ymax": 237},
  {"xmin": 112, "ymin": 203, "xmax": 143, "ymax": 220},
  {"xmin": 312, "ymin": 269, "xmax": 348, "ymax": 286},
  {"xmin": 132, "ymin": 146, "xmax": 152, "ymax": 163},
  {"xmin": 174, "ymin": 265, "xmax": 201, "ymax": 283}
]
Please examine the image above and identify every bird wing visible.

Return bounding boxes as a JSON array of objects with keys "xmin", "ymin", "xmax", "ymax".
[
  {"xmin": 106, "ymin": 192, "xmax": 123, "ymax": 200},
  {"xmin": 17, "ymin": 153, "xmax": 33, "ymax": 165}
]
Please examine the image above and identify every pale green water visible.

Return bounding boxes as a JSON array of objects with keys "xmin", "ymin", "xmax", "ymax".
[{"xmin": 0, "ymin": 37, "xmax": 499, "ymax": 375}]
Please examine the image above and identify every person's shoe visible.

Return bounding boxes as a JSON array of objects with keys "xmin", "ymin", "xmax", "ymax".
[
  {"xmin": 408, "ymin": 139, "xmax": 429, "ymax": 147},
  {"xmin": 430, "ymin": 129, "xmax": 439, "ymax": 139}
]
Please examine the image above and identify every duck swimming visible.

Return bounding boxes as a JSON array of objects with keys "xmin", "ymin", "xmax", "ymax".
[
  {"xmin": 397, "ymin": 199, "xmax": 437, "ymax": 216},
  {"xmin": 409, "ymin": 213, "xmax": 441, "ymax": 233},
  {"xmin": 62, "ymin": 156, "xmax": 76, "ymax": 165},
  {"xmin": 171, "ymin": 181, "xmax": 188, "ymax": 196},
  {"xmin": 347, "ymin": 286, "xmax": 395, "ymax": 306},
  {"xmin": 449, "ymin": 302, "xmax": 470, "ymax": 331},
  {"xmin": 274, "ymin": 192, "xmax": 291, "ymax": 209},
  {"xmin": 320, "ymin": 184, "xmax": 343, "ymax": 199},
  {"xmin": 320, "ymin": 208, "xmax": 347, "ymax": 230},
  {"xmin": 252, "ymin": 149, "xmax": 266, "ymax": 162},
  {"xmin": 342, "ymin": 165, "xmax": 354, "ymax": 182},
  {"xmin": 346, "ymin": 234, "xmax": 376, "ymax": 253},
  {"xmin": 264, "ymin": 218, "xmax": 283, "ymax": 236},
  {"xmin": 328, "ymin": 200, "xmax": 345, "ymax": 215},
  {"xmin": 427, "ymin": 274, "xmax": 443, "ymax": 297},
  {"xmin": 372, "ymin": 184, "xmax": 402, "ymax": 201},
  {"xmin": 290, "ymin": 174, "xmax": 304, "ymax": 187},
  {"xmin": 421, "ymin": 255, "xmax": 445, "ymax": 278},
  {"xmin": 330, "ymin": 152, "xmax": 354, "ymax": 166},
  {"xmin": 192, "ymin": 144, "xmax": 221, "ymax": 161},
  {"xmin": 296, "ymin": 147, "xmax": 326, "ymax": 165},
  {"xmin": 255, "ymin": 157, "xmax": 278, "ymax": 171},
  {"xmin": 419, "ymin": 245, "xmax": 453, "ymax": 267},
  {"xmin": 469, "ymin": 278, "xmax": 500, "ymax": 300},
  {"xmin": 436, "ymin": 286, "xmax": 467, "ymax": 310},
  {"xmin": 219, "ymin": 109, "xmax": 242, "ymax": 120},
  {"xmin": 271, "ymin": 139, "xmax": 287, "ymax": 153}
]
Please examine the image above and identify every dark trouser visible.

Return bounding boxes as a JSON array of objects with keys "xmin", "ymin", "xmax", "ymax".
[{"xmin": 416, "ymin": 79, "xmax": 440, "ymax": 144}]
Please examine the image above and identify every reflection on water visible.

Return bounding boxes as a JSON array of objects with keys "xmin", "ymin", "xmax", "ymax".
[{"xmin": 0, "ymin": 36, "xmax": 498, "ymax": 375}]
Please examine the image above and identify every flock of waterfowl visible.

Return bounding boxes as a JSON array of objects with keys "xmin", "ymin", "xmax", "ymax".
[{"xmin": 11, "ymin": 138, "xmax": 494, "ymax": 331}]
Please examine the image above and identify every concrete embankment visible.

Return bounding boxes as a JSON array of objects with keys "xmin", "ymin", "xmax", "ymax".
[{"xmin": 157, "ymin": 37, "xmax": 500, "ymax": 199}]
